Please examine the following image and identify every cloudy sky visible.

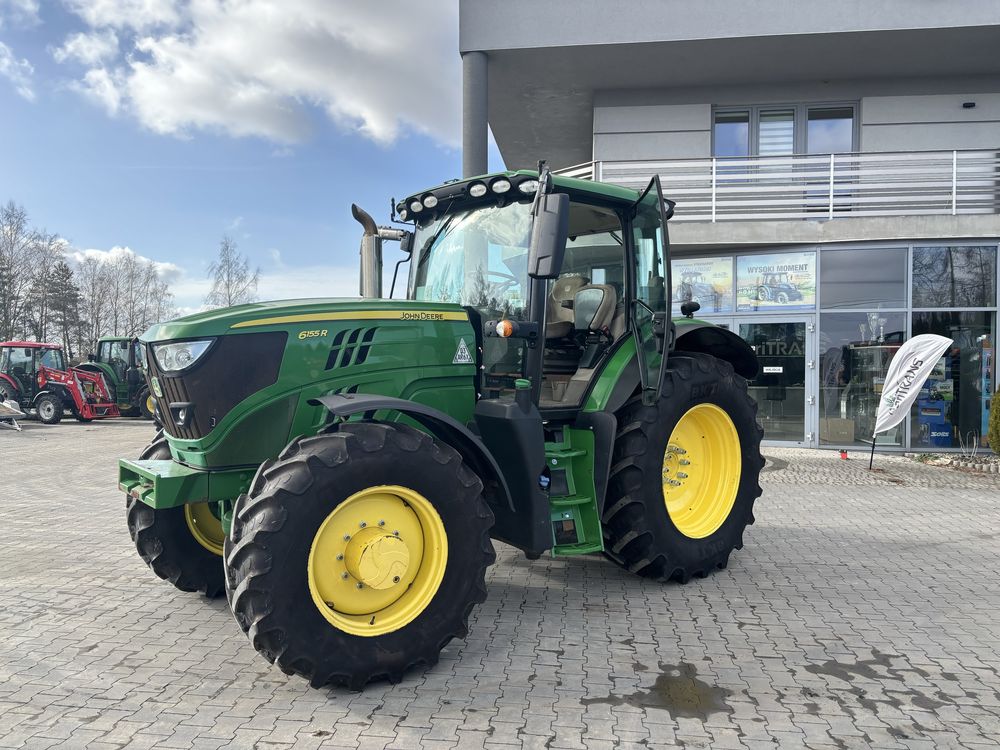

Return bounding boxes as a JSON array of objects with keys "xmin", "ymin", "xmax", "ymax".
[{"xmin": 0, "ymin": 0, "xmax": 502, "ymax": 311}]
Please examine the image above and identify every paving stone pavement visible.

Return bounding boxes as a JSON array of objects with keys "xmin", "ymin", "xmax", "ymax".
[{"xmin": 1, "ymin": 419, "xmax": 999, "ymax": 749}]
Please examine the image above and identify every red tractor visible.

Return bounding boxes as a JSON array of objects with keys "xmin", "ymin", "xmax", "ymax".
[{"xmin": 0, "ymin": 341, "xmax": 120, "ymax": 424}]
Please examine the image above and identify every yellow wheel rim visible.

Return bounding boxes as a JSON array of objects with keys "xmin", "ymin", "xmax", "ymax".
[
  {"xmin": 184, "ymin": 502, "xmax": 226, "ymax": 556},
  {"xmin": 308, "ymin": 485, "xmax": 448, "ymax": 637},
  {"xmin": 145, "ymin": 395, "xmax": 155, "ymax": 414},
  {"xmin": 662, "ymin": 403, "xmax": 742, "ymax": 539}
]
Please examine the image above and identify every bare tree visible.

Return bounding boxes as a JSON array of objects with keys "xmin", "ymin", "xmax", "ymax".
[
  {"xmin": 205, "ymin": 236, "xmax": 260, "ymax": 308},
  {"xmin": 73, "ymin": 249, "xmax": 177, "ymax": 350},
  {"xmin": 2, "ymin": 198, "xmax": 178, "ymax": 349},
  {"xmin": 0, "ymin": 201, "xmax": 40, "ymax": 340},
  {"xmin": 75, "ymin": 255, "xmax": 111, "ymax": 350}
]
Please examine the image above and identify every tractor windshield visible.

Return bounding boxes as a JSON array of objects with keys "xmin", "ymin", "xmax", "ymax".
[{"xmin": 409, "ymin": 201, "xmax": 531, "ymax": 320}]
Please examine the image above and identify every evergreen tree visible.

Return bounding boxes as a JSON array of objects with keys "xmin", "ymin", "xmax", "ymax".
[{"xmin": 48, "ymin": 261, "xmax": 82, "ymax": 359}]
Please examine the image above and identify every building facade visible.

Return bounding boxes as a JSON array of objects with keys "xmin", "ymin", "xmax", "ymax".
[{"xmin": 459, "ymin": 0, "xmax": 1000, "ymax": 450}]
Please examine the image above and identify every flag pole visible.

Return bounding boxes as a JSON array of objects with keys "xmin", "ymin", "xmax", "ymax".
[{"xmin": 868, "ymin": 435, "xmax": 877, "ymax": 470}]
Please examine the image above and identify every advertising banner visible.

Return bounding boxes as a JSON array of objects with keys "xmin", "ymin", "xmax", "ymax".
[
  {"xmin": 736, "ymin": 251, "xmax": 816, "ymax": 311},
  {"xmin": 671, "ymin": 256, "xmax": 733, "ymax": 314},
  {"xmin": 873, "ymin": 334, "xmax": 954, "ymax": 435}
]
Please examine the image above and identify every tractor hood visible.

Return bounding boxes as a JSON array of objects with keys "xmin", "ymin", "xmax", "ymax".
[
  {"xmin": 137, "ymin": 297, "xmax": 478, "ymax": 470},
  {"xmin": 140, "ymin": 298, "xmax": 470, "ymax": 342}
]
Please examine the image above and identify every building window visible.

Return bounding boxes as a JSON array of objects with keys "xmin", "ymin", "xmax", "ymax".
[
  {"xmin": 713, "ymin": 111, "xmax": 749, "ymax": 158},
  {"xmin": 912, "ymin": 246, "xmax": 997, "ymax": 308},
  {"xmin": 820, "ymin": 247, "xmax": 907, "ymax": 309},
  {"xmin": 757, "ymin": 109, "xmax": 794, "ymax": 156},
  {"xmin": 909, "ymin": 311, "xmax": 995, "ymax": 449},
  {"xmin": 671, "ymin": 256, "xmax": 734, "ymax": 315},
  {"xmin": 807, "ymin": 107, "xmax": 855, "ymax": 154},
  {"xmin": 713, "ymin": 103, "xmax": 856, "ymax": 157},
  {"xmin": 736, "ymin": 251, "xmax": 816, "ymax": 311},
  {"xmin": 819, "ymin": 312, "xmax": 907, "ymax": 446}
]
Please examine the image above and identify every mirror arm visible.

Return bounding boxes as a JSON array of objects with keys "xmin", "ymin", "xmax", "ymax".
[{"xmin": 388, "ymin": 255, "xmax": 410, "ymax": 299}]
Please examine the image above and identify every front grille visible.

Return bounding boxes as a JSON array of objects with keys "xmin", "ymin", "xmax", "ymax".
[{"xmin": 147, "ymin": 332, "xmax": 287, "ymax": 440}]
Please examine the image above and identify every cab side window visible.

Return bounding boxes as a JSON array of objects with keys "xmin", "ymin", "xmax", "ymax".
[{"xmin": 38, "ymin": 349, "xmax": 64, "ymax": 370}]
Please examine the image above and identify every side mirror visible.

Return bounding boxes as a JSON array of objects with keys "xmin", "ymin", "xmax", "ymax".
[
  {"xmin": 398, "ymin": 231, "xmax": 413, "ymax": 255},
  {"xmin": 680, "ymin": 300, "xmax": 701, "ymax": 318},
  {"xmin": 87, "ymin": 353, "xmax": 96, "ymax": 362},
  {"xmin": 527, "ymin": 192, "xmax": 569, "ymax": 279}
]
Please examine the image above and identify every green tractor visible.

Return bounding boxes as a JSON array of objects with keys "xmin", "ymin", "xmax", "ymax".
[
  {"xmin": 79, "ymin": 337, "xmax": 155, "ymax": 419},
  {"xmin": 119, "ymin": 169, "xmax": 763, "ymax": 690}
]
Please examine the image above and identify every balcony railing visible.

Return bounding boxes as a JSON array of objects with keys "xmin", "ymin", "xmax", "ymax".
[{"xmin": 557, "ymin": 149, "xmax": 1000, "ymax": 222}]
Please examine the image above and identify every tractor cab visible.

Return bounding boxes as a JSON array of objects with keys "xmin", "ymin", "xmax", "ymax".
[
  {"xmin": 394, "ymin": 170, "xmax": 674, "ymax": 413},
  {"xmin": 82, "ymin": 337, "xmax": 153, "ymax": 418},
  {"xmin": 0, "ymin": 342, "xmax": 66, "ymax": 397}
]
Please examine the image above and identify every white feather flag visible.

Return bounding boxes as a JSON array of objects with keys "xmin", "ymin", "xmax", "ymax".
[{"xmin": 873, "ymin": 334, "xmax": 953, "ymax": 436}]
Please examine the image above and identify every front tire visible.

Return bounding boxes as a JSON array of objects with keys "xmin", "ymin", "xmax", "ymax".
[
  {"xmin": 0, "ymin": 380, "xmax": 19, "ymax": 404},
  {"xmin": 225, "ymin": 422, "xmax": 495, "ymax": 690},
  {"xmin": 126, "ymin": 438, "xmax": 226, "ymax": 597},
  {"xmin": 138, "ymin": 389, "xmax": 155, "ymax": 420},
  {"xmin": 35, "ymin": 394, "xmax": 63, "ymax": 424},
  {"xmin": 603, "ymin": 352, "xmax": 763, "ymax": 582}
]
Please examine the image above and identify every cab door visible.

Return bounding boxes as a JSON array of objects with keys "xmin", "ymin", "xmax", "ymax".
[{"xmin": 629, "ymin": 176, "xmax": 671, "ymax": 404}]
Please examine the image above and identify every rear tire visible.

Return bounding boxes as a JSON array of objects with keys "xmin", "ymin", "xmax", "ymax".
[
  {"xmin": 35, "ymin": 394, "xmax": 63, "ymax": 424},
  {"xmin": 224, "ymin": 422, "xmax": 495, "ymax": 690},
  {"xmin": 603, "ymin": 352, "xmax": 763, "ymax": 582},
  {"xmin": 126, "ymin": 438, "xmax": 226, "ymax": 598}
]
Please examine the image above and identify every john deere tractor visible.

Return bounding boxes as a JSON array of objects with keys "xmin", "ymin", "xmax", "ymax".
[
  {"xmin": 78, "ymin": 337, "xmax": 155, "ymax": 419},
  {"xmin": 119, "ymin": 169, "xmax": 763, "ymax": 690}
]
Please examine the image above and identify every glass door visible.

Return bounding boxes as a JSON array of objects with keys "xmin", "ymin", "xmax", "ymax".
[{"xmin": 736, "ymin": 318, "xmax": 815, "ymax": 446}]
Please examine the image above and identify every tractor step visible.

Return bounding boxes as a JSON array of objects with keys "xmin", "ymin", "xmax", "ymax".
[{"xmin": 545, "ymin": 428, "xmax": 604, "ymax": 557}]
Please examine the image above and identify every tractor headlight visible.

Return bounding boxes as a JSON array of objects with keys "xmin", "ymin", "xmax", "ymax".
[
  {"xmin": 152, "ymin": 340, "xmax": 213, "ymax": 372},
  {"xmin": 518, "ymin": 179, "xmax": 539, "ymax": 195},
  {"xmin": 491, "ymin": 178, "xmax": 511, "ymax": 194}
]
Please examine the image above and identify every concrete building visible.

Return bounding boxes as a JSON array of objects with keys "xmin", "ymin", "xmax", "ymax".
[{"xmin": 459, "ymin": 0, "xmax": 1000, "ymax": 450}]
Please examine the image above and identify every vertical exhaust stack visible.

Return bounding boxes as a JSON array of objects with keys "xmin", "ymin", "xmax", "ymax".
[
  {"xmin": 353, "ymin": 204, "xmax": 382, "ymax": 299},
  {"xmin": 353, "ymin": 204, "xmax": 411, "ymax": 299}
]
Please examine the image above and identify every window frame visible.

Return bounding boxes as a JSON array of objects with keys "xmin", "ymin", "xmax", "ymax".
[{"xmin": 712, "ymin": 101, "xmax": 860, "ymax": 158}]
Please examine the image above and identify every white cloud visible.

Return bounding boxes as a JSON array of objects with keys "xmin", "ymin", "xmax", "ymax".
[
  {"xmin": 61, "ymin": 0, "xmax": 180, "ymax": 31},
  {"xmin": 55, "ymin": 0, "xmax": 461, "ymax": 146},
  {"xmin": 66, "ymin": 244, "xmax": 184, "ymax": 282},
  {"xmin": 72, "ymin": 67, "xmax": 124, "ymax": 114},
  {"xmin": 268, "ymin": 248, "xmax": 284, "ymax": 268},
  {"xmin": 0, "ymin": 41, "xmax": 35, "ymax": 101},
  {"xmin": 0, "ymin": 0, "xmax": 40, "ymax": 28},
  {"xmin": 52, "ymin": 29, "xmax": 119, "ymax": 66}
]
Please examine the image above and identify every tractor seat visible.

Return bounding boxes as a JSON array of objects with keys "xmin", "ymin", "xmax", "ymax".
[{"xmin": 545, "ymin": 275, "xmax": 589, "ymax": 340}]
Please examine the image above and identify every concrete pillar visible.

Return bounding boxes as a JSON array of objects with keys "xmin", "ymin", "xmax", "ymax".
[{"xmin": 462, "ymin": 51, "xmax": 488, "ymax": 178}]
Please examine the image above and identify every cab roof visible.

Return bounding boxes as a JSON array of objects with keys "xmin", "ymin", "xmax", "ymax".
[
  {"xmin": 398, "ymin": 169, "xmax": 641, "ymax": 221},
  {"xmin": 0, "ymin": 341, "xmax": 62, "ymax": 349}
]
